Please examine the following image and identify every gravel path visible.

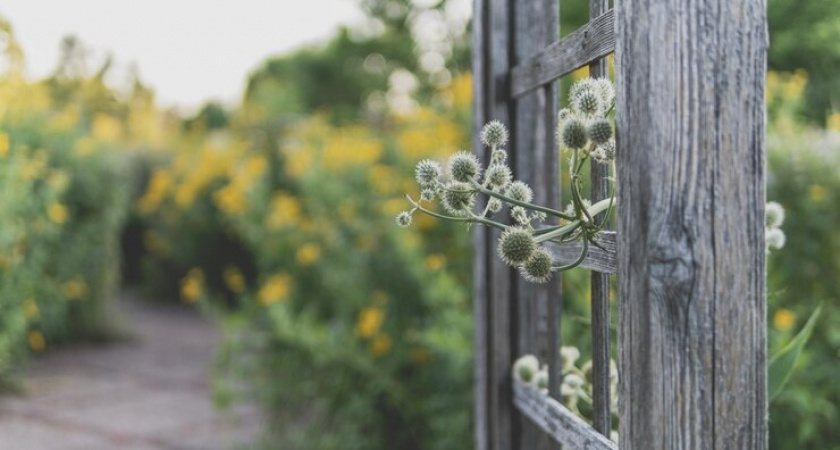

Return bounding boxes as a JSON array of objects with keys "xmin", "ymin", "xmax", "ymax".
[{"xmin": 0, "ymin": 293, "xmax": 262, "ymax": 450}]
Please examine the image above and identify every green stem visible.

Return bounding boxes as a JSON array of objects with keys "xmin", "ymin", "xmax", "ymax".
[
  {"xmin": 405, "ymin": 195, "xmax": 507, "ymax": 231},
  {"xmin": 468, "ymin": 178, "xmax": 575, "ymax": 221},
  {"xmin": 535, "ymin": 198, "xmax": 616, "ymax": 243}
]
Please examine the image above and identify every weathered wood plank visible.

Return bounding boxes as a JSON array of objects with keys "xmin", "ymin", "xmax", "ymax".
[
  {"xmin": 510, "ymin": 9, "xmax": 615, "ymax": 98},
  {"xmin": 512, "ymin": 0, "xmax": 559, "ymax": 448},
  {"xmin": 512, "ymin": 381, "xmax": 617, "ymax": 450},
  {"xmin": 615, "ymin": 0, "xmax": 768, "ymax": 448},
  {"xmin": 546, "ymin": 231, "xmax": 616, "ymax": 274},
  {"xmin": 588, "ymin": 0, "xmax": 613, "ymax": 436},
  {"xmin": 471, "ymin": 0, "xmax": 490, "ymax": 448}
]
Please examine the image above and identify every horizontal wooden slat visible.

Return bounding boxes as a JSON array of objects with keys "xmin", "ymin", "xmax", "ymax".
[
  {"xmin": 510, "ymin": 9, "xmax": 615, "ymax": 97},
  {"xmin": 546, "ymin": 231, "xmax": 616, "ymax": 274},
  {"xmin": 513, "ymin": 380, "xmax": 617, "ymax": 450}
]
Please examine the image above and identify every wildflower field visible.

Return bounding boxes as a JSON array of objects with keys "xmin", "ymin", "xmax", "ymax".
[{"xmin": 1, "ymin": 0, "xmax": 839, "ymax": 448}]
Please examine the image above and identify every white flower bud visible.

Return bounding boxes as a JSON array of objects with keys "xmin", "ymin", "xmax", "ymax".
[{"xmin": 481, "ymin": 120, "xmax": 509, "ymax": 147}]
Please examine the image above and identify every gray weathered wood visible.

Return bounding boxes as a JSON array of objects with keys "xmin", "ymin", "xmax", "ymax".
[
  {"xmin": 615, "ymin": 0, "xmax": 768, "ymax": 448},
  {"xmin": 510, "ymin": 9, "xmax": 615, "ymax": 98},
  {"xmin": 588, "ymin": 0, "xmax": 613, "ymax": 437},
  {"xmin": 546, "ymin": 232, "xmax": 616, "ymax": 274},
  {"xmin": 512, "ymin": 0, "xmax": 559, "ymax": 448},
  {"xmin": 471, "ymin": 0, "xmax": 490, "ymax": 448},
  {"xmin": 512, "ymin": 381, "xmax": 618, "ymax": 450}
]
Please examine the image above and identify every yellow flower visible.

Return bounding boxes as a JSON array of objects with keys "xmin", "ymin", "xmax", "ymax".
[
  {"xmin": 356, "ymin": 307, "xmax": 384, "ymax": 338},
  {"xmin": 91, "ymin": 114, "xmax": 123, "ymax": 141},
  {"xmin": 828, "ymin": 112, "xmax": 840, "ymax": 132},
  {"xmin": 425, "ymin": 254, "xmax": 446, "ymax": 271},
  {"xmin": 295, "ymin": 244, "xmax": 321, "ymax": 266},
  {"xmin": 369, "ymin": 334, "xmax": 392, "ymax": 357},
  {"xmin": 258, "ymin": 273, "xmax": 292, "ymax": 305},
  {"xmin": 223, "ymin": 266, "xmax": 246, "ymax": 293},
  {"xmin": 809, "ymin": 184, "xmax": 826, "ymax": 202},
  {"xmin": 773, "ymin": 308, "xmax": 796, "ymax": 331},
  {"xmin": 47, "ymin": 203, "xmax": 68, "ymax": 225},
  {"xmin": 137, "ymin": 169, "xmax": 173, "ymax": 214},
  {"xmin": 180, "ymin": 268, "xmax": 204, "ymax": 303},
  {"xmin": 62, "ymin": 278, "xmax": 89, "ymax": 300},
  {"xmin": 23, "ymin": 298, "xmax": 39, "ymax": 320},
  {"xmin": 266, "ymin": 192, "xmax": 302, "ymax": 230},
  {"xmin": 28, "ymin": 331, "xmax": 46, "ymax": 352},
  {"xmin": 0, "ymin": 132, "xmax": 9, "ymax": 157}
]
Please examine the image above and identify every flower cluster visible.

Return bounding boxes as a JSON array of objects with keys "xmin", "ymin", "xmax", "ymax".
[
  {"xmin": 397, "ymin": 78, "xmax": 617, "ymax": 282},
  {"xmin": 512, "ymin": 348, "xmax": 619, "ymax": 442}
]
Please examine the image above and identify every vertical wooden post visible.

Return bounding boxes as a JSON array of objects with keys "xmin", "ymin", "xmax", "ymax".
[
  {"xmin": 615, "ymin": 0, "xmax": 768, "ymax": 449},
  {"xmin": 512, "ymin": 0, "xmax": 559, "ymax": 448}
]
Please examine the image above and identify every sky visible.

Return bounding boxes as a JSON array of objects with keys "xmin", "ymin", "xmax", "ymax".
[{"xmin": 0, "ymin": 0, "xmax": 365, "ymax": 110}]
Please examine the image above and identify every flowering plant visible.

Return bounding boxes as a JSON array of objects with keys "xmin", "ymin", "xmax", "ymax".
[{"xmin": 397, "ymin": 77, "xmax": 617, "ymax": 282}]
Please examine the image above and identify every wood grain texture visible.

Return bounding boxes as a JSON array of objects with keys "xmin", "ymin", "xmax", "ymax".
[
  {"xmin": 471, "ymin": 0, "xmax": 490, "ymax": 448},
  {"xmin": 510, "ymin": 9, "xmax": 615, "ymax": 98},
  {"xmin": 546, "ymin": 231, "xmax": 617, "ymax": 274},
  {"xmin": 512, "ymin": 381, "xmax": 618, "ymax": 450},
  {"xmin": 615, "ymin": 0, "xmax": 768, "ymax": 448},
  {"xmin": 512, "ymin": 0, "xmax": 559, "ymax": 448},
  {"xmin": 588, "ymin": 0, "xmax": 613, "ymax": 437}
]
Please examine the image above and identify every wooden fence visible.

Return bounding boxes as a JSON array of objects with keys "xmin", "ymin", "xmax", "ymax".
[{"xmin": 471, "ymin": 0, "xmax": 768, "ymax": 449}]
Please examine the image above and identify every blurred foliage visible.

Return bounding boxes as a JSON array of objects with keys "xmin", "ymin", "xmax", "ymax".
[
  {"xmin": 765, "ymin": 70, "xmax": 840, "ymax": 450},
  {"xmin": 0, "ymin": 23, "xmax": 130, "ymax": 388}
]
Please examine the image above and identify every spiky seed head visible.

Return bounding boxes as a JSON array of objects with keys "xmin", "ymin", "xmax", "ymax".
[
  {"xmin": 441, "ymin": 181, "xmax": 475, "ymax": 215},
  {"xmin": 557, "ymin": 108, "xmax": 571, "ymax": 122},
  {"xmin": 588, "ymin": 118, "xmax": 612, "ymax": 144},
  {"xmin": 511, "ymin": 206, "xmax": 530, "ymax": 225},
  {"xmin": 448, "ymin": 151, "xmax": 481, "ymax": 182},
  {"xmin": 561, "ymin": 119, "xmax": 588, "ymax": 149},
  {"xmin": 512, "ymin": 355, "xmax": 540, "ymax": 383},
  {"xmin": 569, "ymin": 78, "xmax": 597, "ymax": 101},
  {"xmin": 487, "ymin": 198, "xmax": 503, "ymax": 213},
  {"xmin": 520, "ymin": 247, "xmax": 553, "ymax": 283},
  {"xmin": 767, "ymin": 227, "xmax": 786, "ymax": 250},
  {"xmin": 396, "ymin": 211, "xmax": 413, "ymax": 227},
  {"xmin": 765, "ymin": 201, "xmax": 785, "ymax": 228},
  {"xmin": 415, "ymin": 159, "xmax": 442, "ymax": 186},
  {"xmin": 485, "ymin": 164, "xmax": 512, "ymax": 189},
  {"xmin": 420, "ymin": 188, "xmax": 435, "ymax": 201},
  {"xmin": 534, "ymin": 367, "xmax": 549, "ymax": 392},
  {"xmin": 594, "ymin": 78, "xmax": 615, "ymax": 105},
  {"xmin": 491, "ymin": 148, "xmax": 508, "ymax": 164},
  {"xmin": 481, "ymin": 120, "xmax": 509, "ymax": 147},
  {"xmin": 591, "ymin": 147, "xmax": 609, "ymax": 164},
  {"xmin": 560, "ymin": 346, "xmax": 580, "ymax": 369},
  {"xmin": 506, "ymin": 181, "xmax": 533, "ymax": 203},
  {"xmin": 574, "ymin": 91, "xmax": 602, "ymax": 116},
  {"xmin": 498, "ymin": 227, "xmax": 536, "ymax": 266},
  {"xmin": 561, "ymin": 373, "xmax": 585, "ymax": 395},
  {"xmin": 600, "ymin": 139, "xmax": 616, "ymax": 160}
]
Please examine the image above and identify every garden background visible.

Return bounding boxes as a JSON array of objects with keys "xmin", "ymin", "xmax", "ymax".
[{"xmin": 0, "ymin": 0, "xmax": 838, "ymax": 448}]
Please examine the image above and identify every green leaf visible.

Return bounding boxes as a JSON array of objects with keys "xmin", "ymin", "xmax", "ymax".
[{"xmin": 768, "ymin": 304, "xmax": 822, "ymax": 400}]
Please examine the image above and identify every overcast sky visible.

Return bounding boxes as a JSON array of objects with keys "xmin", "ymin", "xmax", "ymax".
[{"xmin": 0, "ymin": 1, "xmax": 364, "ymax": 110}]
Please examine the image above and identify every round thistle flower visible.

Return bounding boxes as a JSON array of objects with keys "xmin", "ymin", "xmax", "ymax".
[
  {"xmin": 557, "ymin": 108, "xmax": 571, "ymax": 122},
  {"xmin": 481, "ymin": 120, "xmax": 509, "ymax": 147},
  {"xmin": 415, "ymin": 159, "xmax": 442, "ymax": 186},
  {"xmin": 485, "ymin": 164, "xmax": 512, "ymax": 189},
  {"xmin": 520, "ymin": 247, "xmax": 553, "ymax": 283},
  {"xmin": 767, "ymin": 227, "xmax": 786, "ymax": 250},
  {"xmin": 498, "ymin": 227, "xmax": 536, "ymax": 266},
  {"xmin": 487, "ymin": 198, "xmax": 503, "ymax": 213},
  {"xmin": 591, "ymin": 147, "xmax": 609, "ymax": 164},
  {"xmin": 561, "ymin": 373, "xmax": 585, "ymax": 397},
  {"xmin": 442, "ymin": 181, "xmax": 475, "ymax": 215},
  {"xmin": 595, "ymin": 78, "xmax": 615, "ymax": 105},
  {"xmin": 569, "ymin": 78, "xmax": 597, "ymax": 101},
  {"xmin": 588, "ymin": 118, "xmax": 612, "ymax": 144},
  {"xmin": 420, "ymin": 188, "xmax": 435, "ymax": 201},
  {"xmin": 560, "ymin": 346, "xmax": 580, "ymax": 370},
  {"xmin": 448, "ymin": 151, "xmax": 481, "ymax": 183},
  {"xmin": 506, "ymin": 181, "xmax": 533, "ymax": 203},
  {"xmin": 512, "ymin": 354, "xmax": 540, "ymax": 383},
  {"xmin": 396, "ymin": 211, "xmax": 413, "ymax": 227},
  {"xmin": 534, "ymin": 367, "xmax": 549, "ymax": 392},
  {"xmin": 511, "ymin": 206, "xmax": 530, "ymax": 225},
  {"xmin": 574, "ymin": 91, "xmax": 602, "ymax": 116},
  {"xmin": 491, "ymin": 148, "xmax": 508, "ymax": 164},
  {"xmin": 561, "ymin": 119, "xmax": 588, "ymax": 149},
  {"xmin": 765, "ymin": 201, "xmax": 785, "ymax": 228}
]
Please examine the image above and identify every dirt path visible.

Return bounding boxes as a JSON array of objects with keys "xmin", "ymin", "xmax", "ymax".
[{"xmin": 0, "ymin": 293, "xmax": 262, "ymax": 450}]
